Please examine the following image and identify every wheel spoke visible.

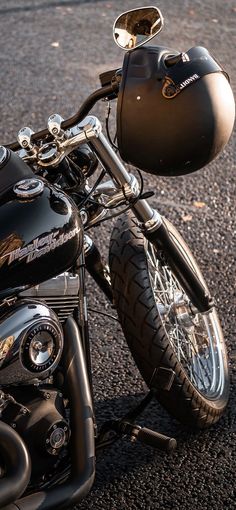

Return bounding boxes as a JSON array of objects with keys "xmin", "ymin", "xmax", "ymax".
[{"xmin": 145, "ymin": 240, "xmax": 225, "ymax": 399}]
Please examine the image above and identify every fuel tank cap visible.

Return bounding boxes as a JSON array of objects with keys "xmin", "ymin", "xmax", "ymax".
[{"xmin": 13, "ymin": 178, "xmax": 44, "ymax": 198}]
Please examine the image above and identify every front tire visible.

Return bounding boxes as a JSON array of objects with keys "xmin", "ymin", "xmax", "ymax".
[{"xmin": 109, "ymin": 212, "xmax": 229, "ymax": 428}]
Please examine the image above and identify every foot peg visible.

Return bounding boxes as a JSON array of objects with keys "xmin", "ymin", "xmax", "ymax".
[
  {"xmin": 96, "ymin": 390, "xmax": 177, "ymax": 453},
  {"xmin": 119, "ymin": 421, "xmax": 177, "ymax": 452}
]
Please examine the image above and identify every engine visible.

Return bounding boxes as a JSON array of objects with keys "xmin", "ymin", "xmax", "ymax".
[
  {"xmin": 20, "ymin": 272, "xmax": 80, "ymax": 323},
  {"xmin": 0, "ymin": 386, "xmax": 70, "ymax": 483},
  {"xmin": 0, "ymin": 273, "xmax": 81, "ymax": 486},
  {"xmin": 0, "ymin": 300, "xmax": 64, "ymax": 385},
  {"xmin": 0, "ymin": 296, "xmax": 73, "ymax": 485}
]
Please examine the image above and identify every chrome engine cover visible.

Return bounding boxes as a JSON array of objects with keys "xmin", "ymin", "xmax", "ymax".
[
  {"xmin": 0, "ymin": 300, "xmax": 63, "ymax": 386},
  {"xmin": 21, "ymin": 272, "xmax": 80, "ymax": 323}
]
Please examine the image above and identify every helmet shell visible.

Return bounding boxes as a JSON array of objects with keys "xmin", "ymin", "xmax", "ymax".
[{"xmin": 117, "ymin": 46, "xmax": 235, "ymax": 176}]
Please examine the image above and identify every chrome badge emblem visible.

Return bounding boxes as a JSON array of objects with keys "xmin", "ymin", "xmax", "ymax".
[{"xmin": 13, "ymin": 178, "xmax": 44, "ymax": 198}]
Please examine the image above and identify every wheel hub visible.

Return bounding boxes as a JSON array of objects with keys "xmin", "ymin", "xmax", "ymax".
[{"xmin": 157, "ymin": 291, "xmax": 195, "ymax": 330}]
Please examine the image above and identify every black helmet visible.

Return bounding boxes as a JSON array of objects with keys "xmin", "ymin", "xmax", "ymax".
[{"xmin": 117, "ymin": 46, "xmax": 235, "ymax": 176}]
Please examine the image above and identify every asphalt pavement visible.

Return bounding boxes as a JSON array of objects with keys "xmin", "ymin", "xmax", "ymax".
[{"xmin": 0, "ymin": 1, "xmax": 235, "ymax": 509}]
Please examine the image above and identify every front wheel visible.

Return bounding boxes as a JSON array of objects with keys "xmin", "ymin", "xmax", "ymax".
[{"xmin": 109, "ymin": 212, "xmax": 229, "ymax": 428}]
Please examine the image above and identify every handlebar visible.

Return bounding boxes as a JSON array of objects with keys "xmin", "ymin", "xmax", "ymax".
[{"xmin": 6, "ymin": 80, "xmax": 119, "ymax": 152}]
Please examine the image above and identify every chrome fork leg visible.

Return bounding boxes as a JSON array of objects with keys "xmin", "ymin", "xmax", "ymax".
[
  {"xmin": 89, "ymin": 131, "xmax": 161, "ymax": 227},
  {"xmin": 89, "ymin": 133, "xmax": 213, "ymax": 313}
]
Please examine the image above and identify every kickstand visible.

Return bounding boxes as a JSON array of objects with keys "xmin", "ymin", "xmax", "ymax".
[{"xmin": 96, "ymin": 389, "xmax": 177, "ymax": 453}]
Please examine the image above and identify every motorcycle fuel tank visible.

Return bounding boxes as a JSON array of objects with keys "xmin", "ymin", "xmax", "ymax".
[{"xmin": 0, "ymin": 149, "xmax": 83, "ymax": 297}]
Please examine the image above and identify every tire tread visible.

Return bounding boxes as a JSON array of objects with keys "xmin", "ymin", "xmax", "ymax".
[{"xmin": 109, "ymin": 212, "xmax": 229, "ymax": 429}]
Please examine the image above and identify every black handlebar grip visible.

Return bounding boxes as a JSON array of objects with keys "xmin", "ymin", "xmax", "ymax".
[{"xmin": 137, "ymin": 427, "xmax": 177, "ymax": 452}]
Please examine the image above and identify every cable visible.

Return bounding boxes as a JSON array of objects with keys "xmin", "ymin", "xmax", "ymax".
[
  {"xmin": 85, "ymin": 169, "xmax": 144, "ymax": 228},
  {"xmin": 85, "ymin": 203, "xmax": 130, "ymax": 228},
  {"xmin": 87, "ymin": 307, "xmax": 119, "ymax": 323},
  {"xmin": 77, "ymin": 169, "xmax": 106, "ymax": 209},
  {"xmin": 105, "ymin": 101, "xmax": 119, "ymax": 151}
]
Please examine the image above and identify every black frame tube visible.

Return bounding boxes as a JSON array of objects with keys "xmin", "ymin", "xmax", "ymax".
[
  {"xmin": 3, "ymin": 317, "xmax": 95, "ymax": 510},
  {"xmin": 85, "ymin": 241, "xmax": 113, "ymax": 303},
  {"xmin": 76, "ymin": 252, "xmax": 94, "ymax": 399}
]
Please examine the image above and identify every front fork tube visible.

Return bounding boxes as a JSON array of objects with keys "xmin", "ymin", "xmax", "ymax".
[
  {"xmin": 89, "ymin": 131, "xmax": 213, "ymax": 313},
  {"xmin": 144, "ymin": 224, "xmax": 213, "ymax": 313}
]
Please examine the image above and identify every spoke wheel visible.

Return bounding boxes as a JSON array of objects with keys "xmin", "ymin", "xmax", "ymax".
[
  {"xmin": 109, "ymin": 212, "xmax": 229, "ymax": 428},
  {"xmin": 146, "ymin": 241, "xmax": 225, "ymax": 401}
]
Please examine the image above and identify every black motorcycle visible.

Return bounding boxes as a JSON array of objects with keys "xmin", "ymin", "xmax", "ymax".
[{"xmin": 0, "ymin": 6, "xmax": 235, "ymax": 510}]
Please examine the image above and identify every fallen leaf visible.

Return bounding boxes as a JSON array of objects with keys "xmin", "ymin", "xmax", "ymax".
[
  {"xmin": 193, "ymin": 201, "xmax": 206, "ymax": 208},
  {"xmin": 182, "ymin": 214, "xmax": 192, "ymax": 222}
]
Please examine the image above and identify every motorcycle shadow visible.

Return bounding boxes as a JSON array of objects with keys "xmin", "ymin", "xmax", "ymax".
[{"xmin": 92, "ymin": 390, "xmax": 235, "ymax": 490}]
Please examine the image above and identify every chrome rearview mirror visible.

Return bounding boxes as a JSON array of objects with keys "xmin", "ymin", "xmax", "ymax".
[{"xmin": 113, "ymin": 6, "xmax": 164, "ymax": 51}]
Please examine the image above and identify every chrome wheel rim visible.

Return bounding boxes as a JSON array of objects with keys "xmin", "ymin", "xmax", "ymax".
[{"xmin": 145, "ymin": 241, "xmax": 225, "ymax": 400}]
